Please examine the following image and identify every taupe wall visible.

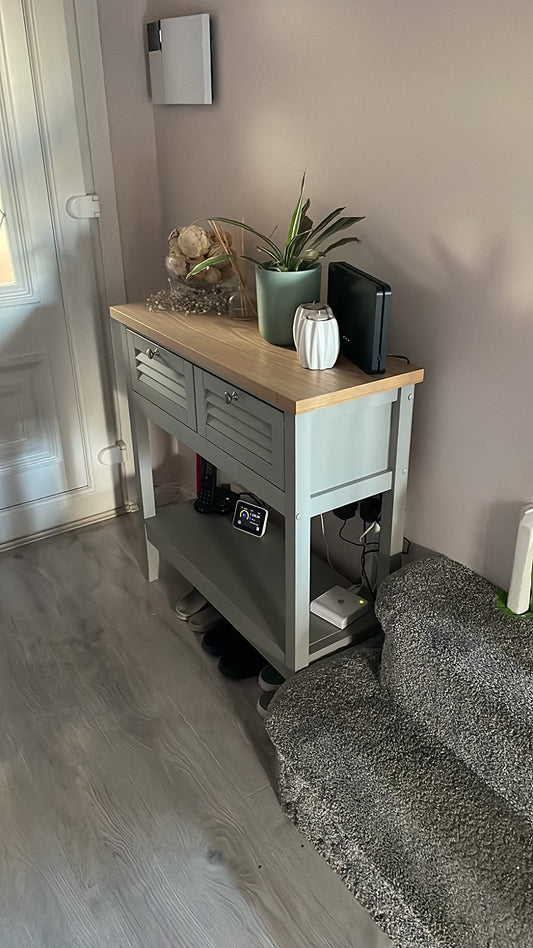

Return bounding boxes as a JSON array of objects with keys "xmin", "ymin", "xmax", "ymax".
[
  {"xmin": 97, "ymin": 0, "xmax": 191, "ymax": 484},
  {"xmin": 102, "ymin": 0, "xmax": 533, "ymax": 589},
  {"xmin": 97, "ymin": 0, "xmax": 164, "ymax": 300}
]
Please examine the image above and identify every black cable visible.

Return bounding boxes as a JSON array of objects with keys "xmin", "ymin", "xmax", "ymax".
[
  {"xmin": 338, "ymin": 519, "xmax": 379, "ymax": 550},
  {"xmin": 361, "ymin": 546, "xmax": 375, "ymax": 601},
  {"xmin": 239, "ymin": 491, "xmax": 269, "ymax": 510},
  {"xmin": 361, "ymin": 521, "xmax": 377, "ymax": 600},
  {"xmin": 339, "ymin": 518, "xmax": 411, "ymax": 556},
  {"xmin": 338, "ymin": 520, "xmax": 363, "ymax": 585},
  {"xmin": 338, "ymin": 519, "xmax": 378, "ymax": 599},
  {"xmin": 337, "ymin": 519, "xmax": 413, "ymax": 600},
  {"xmin": 338, "ymin": 519, "xmax": 364, "ymax": 547},
  {"xmin": 388, "ymin": 353, "xmax": 410, "ymax": 363}
]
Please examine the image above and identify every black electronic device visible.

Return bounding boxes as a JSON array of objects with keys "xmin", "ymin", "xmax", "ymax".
[
  {"xmin": 232, "ymin": 500, "xmax": 269, "ymax": 537},
  {"xmin": 327, "ymin": 262, "xmax": 391, "ymax": 374},
  {"xmin": 194, "ymin": 459, "xmax": 238, "ymax": 515},
  {"xmin": 194, "ymin": 458, "xmax": 217, "ymax": 513}
]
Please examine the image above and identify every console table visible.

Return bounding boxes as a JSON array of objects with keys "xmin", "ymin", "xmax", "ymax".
[{"xmin": 110, "ymin": 303, "xmax": 424, "ymax": 676}]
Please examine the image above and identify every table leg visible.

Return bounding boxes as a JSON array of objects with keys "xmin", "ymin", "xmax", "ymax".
[
  {"xmin": 285, "ymin": 511, "xmax": 312, "ymax": 672},
  {"xmin": 129, "ymin": 397, "xmax": 160, "ymax": 582},
  {"xmin": 377, "ymin": 384, "xmax": 415, "ymax": 588},
  {"xmin": 285, "ymin": 413, "xmax": 312, "ymax": 672}
]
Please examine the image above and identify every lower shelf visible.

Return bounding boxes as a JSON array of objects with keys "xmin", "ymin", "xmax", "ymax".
[{"xmin": 146, "ymin": 501, "xmax": 378, "ymax": 673}]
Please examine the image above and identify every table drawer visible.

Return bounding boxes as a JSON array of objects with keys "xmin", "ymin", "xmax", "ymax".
[
  {"xmin": 127, "ymin": 331, "xmax": 196, "ymax": 429},
  {"xmin": 195, "ymin": 368, "xmax": 285, "ymax": 488}
]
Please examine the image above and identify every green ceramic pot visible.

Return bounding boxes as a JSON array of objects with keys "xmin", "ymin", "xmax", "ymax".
[{"xmin": 255, "ymin": 266, "xmax": 322, "ymax": 347}]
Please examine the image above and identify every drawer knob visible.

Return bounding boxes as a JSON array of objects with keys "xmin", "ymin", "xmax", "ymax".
[
  {"xmin": 224, "ymin": 390, "xmax": 239, "ymax": 404},
  {"xmin": 147, "ymin": 347, "xmax": 160, "ymax": 360}
]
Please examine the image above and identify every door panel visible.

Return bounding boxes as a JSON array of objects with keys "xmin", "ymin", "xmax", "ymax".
[
  {"xmin": 0, "ymin": 2, "xmax": 87, "ymax": 511},
  {"xmin": 0, "ymin": 0, "xmax": 119, "ymax": 543}
]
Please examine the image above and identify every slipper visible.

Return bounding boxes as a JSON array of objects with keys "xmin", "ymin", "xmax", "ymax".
[
  {"xmin": 174, "ymin": 588, "xmax": 208, "ymax": 620},
  {"xmin": 258, "ymin": 664, "xmax": 285, "ymax": 692},
  {"xmin": 256, "ymin": 690, "xmax": 275, "ymax": 719},
  {"xmin": 188, "ymin": 604, "xmax": 223, "ymax": 633}
]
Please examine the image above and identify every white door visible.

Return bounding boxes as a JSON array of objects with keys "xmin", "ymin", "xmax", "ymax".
[{"xmin": 0, "ymin": 0, "xmax": 121, "ymax": 546}]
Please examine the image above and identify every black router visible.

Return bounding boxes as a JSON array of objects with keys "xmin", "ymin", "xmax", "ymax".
[{"xmin": 327, "ymin": 262, "xmax": 391, "ymax": 375}]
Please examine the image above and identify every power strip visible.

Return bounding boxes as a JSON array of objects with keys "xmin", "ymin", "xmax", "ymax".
[{"xmin": 310, "ymin": 585, "xmax": 369, "ymax": 629}]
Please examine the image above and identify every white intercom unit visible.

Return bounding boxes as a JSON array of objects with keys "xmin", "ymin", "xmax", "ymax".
[{"xmin": 147, "ymin": 14, "xmax": 212, "ymax": 105}]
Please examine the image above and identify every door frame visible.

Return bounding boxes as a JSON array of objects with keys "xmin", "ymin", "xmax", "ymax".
[{"xmin": 66, "ymin": 0, "xmax": 136, "ymax": 510}]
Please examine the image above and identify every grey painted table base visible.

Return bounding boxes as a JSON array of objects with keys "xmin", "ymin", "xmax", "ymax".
[{"xmin": 123, "ymin": 326, "xmax": 416, "ymax": 675}]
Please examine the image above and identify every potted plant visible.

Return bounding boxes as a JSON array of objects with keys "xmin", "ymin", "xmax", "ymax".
[{"xmin": 188, "ymin": 175, "xmax": 364, "ymax": 346}]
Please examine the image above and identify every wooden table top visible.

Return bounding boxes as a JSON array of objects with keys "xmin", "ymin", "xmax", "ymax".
[{"xmin": 110, "ymin": 303, "xmax": 424, "ymax": 414}]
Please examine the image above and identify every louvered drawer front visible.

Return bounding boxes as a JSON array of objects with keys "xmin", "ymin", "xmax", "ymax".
[
  {"xmin": 127, "ymin": 331, "xmax": 196, "ymax": 428},
  {"xmin": 195, "ymin": 368, "xmax": 284, "ymax": 488}
]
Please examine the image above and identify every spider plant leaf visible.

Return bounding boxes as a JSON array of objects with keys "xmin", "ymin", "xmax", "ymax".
[
  {"xmin": 209, "ymin": 216, "xmax": 281, "ymax": 257},
  {"xmin": 316, "ymin": 236, "xmax": 361, "ymax": 256},
  {"xmin": 241, "ymin": 255, "xmax": 264, "ymax": 267},
  {"xmin": 285, "ymin": 172, "xmax": 307, "ymax": 247},
  {"xmin": 298, "ymin": 199, "xmax": 312, "ymax": 234},
  {"xmin": 300, "ymin": 207, "xmax": 314, "ymax": 246},
  {"xmin": 187, "ymin": 253, "xmax": 231, "ymax": 277},
  {"xmin": 301, "ymin": 215, "xmax": 313, "ymax": 237},
  {"xmin": 295, "ymin": 257, "xmax": 320, "ymax": 271},
  {"xmin": 301, "ymin": 207, "xmax": 345, "ymax": 248},
  {"xmin": 310, "ymin": 216, "xmax": 365, "ymax": 248},
  {"xmin": 256, "ymin": 245, "xmax": 280, "ymax": 262},
  {"xmin": 283, "ymin": 228, "xmax": 312, "ymax": 268}
]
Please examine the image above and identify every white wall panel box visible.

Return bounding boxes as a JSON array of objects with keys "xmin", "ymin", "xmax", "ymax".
[{"xmin": 147, "ymin": 15, "xmax": 212, "ymax": 105}]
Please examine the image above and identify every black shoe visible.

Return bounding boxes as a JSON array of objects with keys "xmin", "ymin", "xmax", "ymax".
[
  {"xmin": 218, "ymin": 636, "xmax": 266, "ymax": 679},
  {"xmin": 202, "ymin": 623, "xmax": 240, "ymax": 656}
]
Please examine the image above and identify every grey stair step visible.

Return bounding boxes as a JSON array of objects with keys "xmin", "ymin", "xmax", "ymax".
[
  {"xmin": 376, "ymin": 555, "xmax": 533, "ymax": 819},
  {"xmin": 265, "ymin": 646, "xmax": 533, "ymax": 948}
]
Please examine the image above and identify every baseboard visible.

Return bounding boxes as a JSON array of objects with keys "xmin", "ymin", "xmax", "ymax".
[{"xmin": 0, "ymin": 506, "xmax": 130, "ymax": 554}]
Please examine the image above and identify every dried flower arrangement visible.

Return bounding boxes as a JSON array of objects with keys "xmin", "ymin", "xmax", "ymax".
[
  {"xmin": 155, "ymin": 220, "xmax": 256, "ymax": 319},
  {"xmin": 166, "ymin": 223, "xmax": 234, "ymax": 285}
]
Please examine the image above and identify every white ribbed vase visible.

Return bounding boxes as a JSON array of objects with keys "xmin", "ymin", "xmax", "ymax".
[{"xmin": 293, "ymin": 302, "xmax": 340, "ymax": 370}]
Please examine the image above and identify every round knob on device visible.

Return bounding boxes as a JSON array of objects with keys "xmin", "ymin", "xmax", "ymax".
[
  {"xmin": 224, "ymin": 390, "xmax": 238, "ymax": 404},
  {"xmin": 147, "ymin": 347, "xmax": 160, "ymax": 359}
]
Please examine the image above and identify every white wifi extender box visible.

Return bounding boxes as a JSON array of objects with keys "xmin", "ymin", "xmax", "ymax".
[{"xmin": 310, "ymin": 586, "xmax": 369, "ymax": 629}]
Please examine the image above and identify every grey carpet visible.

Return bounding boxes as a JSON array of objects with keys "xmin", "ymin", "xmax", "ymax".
[
  {"xmin": 377, "ymin": 555, "xmax": 533, "ymax": 820},
  {"xmin": 265, "ymin": 556, "xmax": 533, "ymax": 948}
]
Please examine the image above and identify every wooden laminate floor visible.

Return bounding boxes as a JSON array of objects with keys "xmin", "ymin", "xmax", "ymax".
[{"xmin": 0, "ymin": 514, "xmax": 392, "ymax": 948}]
